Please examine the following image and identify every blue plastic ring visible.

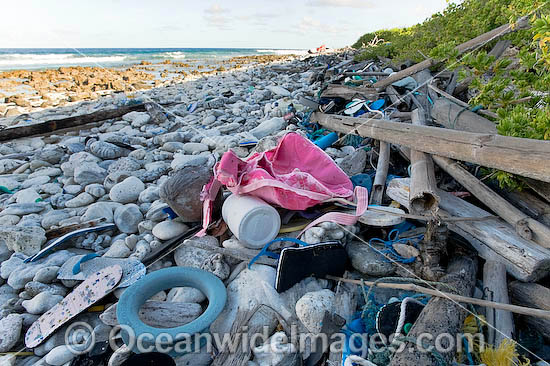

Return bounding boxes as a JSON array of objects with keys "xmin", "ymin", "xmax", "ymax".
[{"xmin": 116, "ymin": 267, "xmax": 227, "ymax": 356}]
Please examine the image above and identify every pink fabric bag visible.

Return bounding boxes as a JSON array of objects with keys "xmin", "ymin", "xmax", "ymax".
[{"xmin": 199, "ymin": 132, "xmax": 368, "ymax": 235}]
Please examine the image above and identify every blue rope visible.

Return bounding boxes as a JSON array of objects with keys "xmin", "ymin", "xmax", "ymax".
[
  {"xmin": 368, "ymin": 229, "xmax": 424, "ymax": 264},
  {"xmin": 247, "ymin": 237, "xmax": 310, "ymax": 268}
]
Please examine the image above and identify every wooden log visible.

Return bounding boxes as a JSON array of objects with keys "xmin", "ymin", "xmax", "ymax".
[
  {"xmin": 412, "ymin": 69, "xmax": 433, "ymax": 121},
  {"xmin": 373, "ymin": 17, "xmax": 529, "ymax": 89},
  {"xmin": 431, "ymin": 98, "xmax": 497, "ymax": 134},
  {"xmin": 509, "ymin": 281, "xmax": 550, "ymax": 341},
  {"xmin": 499, "ymin": 189, "xmax": 550, "ymax": 227},
  {"xmin": 386, "ymin": 178, "xmax": 550, "ymax": 282},
  {"xmin": 371, "ymin": 141, "xmax": 390, "ymax": 205},
  {"xmin": 320, "ymin": 84, "xmax": 378, "ymax": 100},
  {"xmin": 385, "ymin": 85, "xmax": 408, "ymax": 108},
  {"xmin": 483, "ymin": 261, "xmax": 514, "ymax": 347},
  {"xmin": 184, "ymin": 238, "xmax": 278, "ymax": 266},
  {"xmin": 313, "ymin": 112, "xmax": 550, "ymax": 183},
  {"xmin": 523, "ymin": 178, "xmax": 550, "ymax": 204},
  {"xmin": 0, "ymin": 103, "xmax": 146, "ymax": 141},
  {"xmin": 388, "ymin": 256, "xmax": 477, "ymax": 366},
  {"xmin": 409, "ymin": 109, "xmax": 439, "ymax": 214},
  {"xmin": 344, "ymin": 71, "xmax": 390, "ymax": 77},
  {"xmin": 428, "ymin": 84, "xmax": 498, "ymax": 119},
  {"xmin": 433, "ymin": 155, "xmax": 550, "ymax": 247}
]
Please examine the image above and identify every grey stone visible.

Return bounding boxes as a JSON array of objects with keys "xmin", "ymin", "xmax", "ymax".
[
  {"xmin": 74, "ymin": 162, "xmax": 107, "ymax": 185},
  {"xmin": 167, "ymin": 287, "xmax": 206, "ymax": 303},
  {"xmin": 109, "ymin": 176, "xmax": 145, "ymax": 203},
  {"xmin": 64, "ymin": 192, "xmax": 95, "ymax": 208},
  {"xmin": 0, "ymin": 314, "xmax": 22, "ymax": 352},
  {"xmin": 152, "ymin": 220, "xmax": 189, "ymax": 241},
  {"xmin": 22, "ymin": 292, "xmax": 64, "ymax": 314},
  {"xmin": 114, "ymin": 204, "xmax": 143, "ymax": 234},
  {"xmin": 250, "ymin": 117, "xmax": 287, "ymax": 139},
  {"xmin": 296, "ymin": 289, "xmax": 335, "ymax": 334},
  {"xmin": 346, "ymin": 241, "xmax": 395, "ymax": 276},
  {"xmin": 33, "ymin": 266, "xmax": 60, "ymax": 284},
  {"xmin": 339, "ymin": 148, "xmax": 367, "ymax": 176},
  {"xmin": 44, "ymin": 345, "xmax": 77, "ymax": 366},
  {"xmin": 100, "ymin": 301, "xmax": 202, "ymax": 328},
  {"xmin": 0, "ymin": 226, "xmax": 46, "ymax": 255}
]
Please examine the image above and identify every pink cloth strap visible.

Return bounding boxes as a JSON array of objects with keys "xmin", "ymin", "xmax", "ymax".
[{"xmin": 298, "ymin": 186, "xmax": 369, "ymax": 237}]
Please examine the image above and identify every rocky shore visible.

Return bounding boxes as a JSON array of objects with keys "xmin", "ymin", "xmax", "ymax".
[
  {"xmin": 0, "ymin": 51, "xmax": 358, "ymax": 366},
  {"xmin": 0, "ymin": 54, "xmax": 296, "ymax": 119}
]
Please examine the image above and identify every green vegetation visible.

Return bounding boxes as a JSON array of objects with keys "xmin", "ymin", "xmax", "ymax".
[{"xmin": 353, "ymin": 0, "xmax": 550, "ymax": 189}]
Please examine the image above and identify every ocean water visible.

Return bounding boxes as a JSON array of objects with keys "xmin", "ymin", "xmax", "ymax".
[{"xmin": 0, "ymin": 48, "xmax": 307, "ymax": 71}]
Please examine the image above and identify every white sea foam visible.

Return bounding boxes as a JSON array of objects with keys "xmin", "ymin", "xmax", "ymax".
[
  {"xmin": 0, "ymin": 53, "xmax": 127, "ymax": 67},
  {"xmin": 256, "ymin": 49, "xmax": 308, "ymax": 55}
]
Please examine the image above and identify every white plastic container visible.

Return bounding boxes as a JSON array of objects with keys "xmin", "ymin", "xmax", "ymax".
[{"xmin": 222, "ymin": 194, "xmax": 281, "ymax": 249}]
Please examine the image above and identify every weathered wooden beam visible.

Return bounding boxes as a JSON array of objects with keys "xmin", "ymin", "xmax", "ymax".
[
  {"xmin": 373, "ymin": 17, "xmax": 529, "ymax": 89},
  {"xmin": 431, "ymin": 98, "xmax": 497, "ymax": 133},
  {"xmin": 386, "ymin": 178, "xmax": 550, "ymax": 282},
  {"xmin": 388, "ymin": 256, "xmax": 477, "ymax": 366},
  {"xmin": 0, "ymin": 103, "xmax": 146, "ymax": 141},
  {"xmin": 409, "ymin": 109, "xmax": 439, "ymax": 214},
  {"xmin": 509, "ymin": 281, "xmax": 550, "ymax": 341},
  {"xmin": 320, "ymin": 84, "xmax": 378, "ymax": 100},
  {"xmin": 523, "ymin": 178, "xmax": 550, "ymax": 204},
  {"xmin": 371, "ymin": 141, "xmax": 390, "ymax": 205},
  {"xmin": 433, "ymin": 155, "xmax": 550, "ymax": 247},
  {"xmin": 313, "ymin": 112, "xmax": 550, "ymax": 183},
  {"xmin": 499, "ymin": 189, "xmax": 550, "ymax": 227},
  {"xmin": 483, "ymin": 261, "xmax": 514, "ymax": 347},
  {"xmin": 428, "ymin": 84, "xmax": 498, "ymax": 119}
]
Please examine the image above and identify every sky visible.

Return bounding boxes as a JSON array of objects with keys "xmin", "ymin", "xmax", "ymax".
[{"xmin": 2, "ymin": 0, "xmax": 450, "ymax": 49}]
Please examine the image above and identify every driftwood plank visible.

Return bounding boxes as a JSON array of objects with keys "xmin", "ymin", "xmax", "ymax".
[
  {"xmin": 509, "ymin": 281, "xmax": 550, "ymax": 341},
  {"xmin": 431, "ymin": 98, "xmax": 497, "ymax": 134},
  {"xmin": 433, "ymin": 155, "xmax": 550, "ymax": 247},
  {"xmin": 373, "ymin": 17, "xmax": 530, "ymax": 89},
  {"xmin": 320, "ymin": 84, "xmax": 378, "ymax": 100},
  {"xmin": 483, "ymin": 261, "xmax": 514, "ymax": 347},
  {"xmin": 313, "ymin": 112, "xmax": 550, "ymax": 183},
  {"xmin": 0, "ymin": 103, "xmax": 146, "ymax": 141},
  {"xmin": 386, "ymin": 178, "xmax": 550, "ymax": 282},
  {"xmin": 371, "ymin": 141, "xmax": 390, "ymax": 205}
]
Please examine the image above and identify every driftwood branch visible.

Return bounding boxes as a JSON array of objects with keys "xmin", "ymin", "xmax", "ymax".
[
  {"xmin": 483, "ymin": 261, "xmax": 514, "ymax": 347},
  {"xmin": 371, "ymin": 141, "xmax": 390, "ymax": 205},
  {"xmin": 509, "ymin": 282, "xmax": 550, "ymax": 341},
  {"xmin": 409, "ymin": 109, "xmax": 439, "ymax": 214},
  {"xmin": 431, "ymin": 98, "xmax": 497, "ymax": 133},
  {"xmin": 313, "ymin": 112, "xmax": 550, "ymax": 183},
  {"xmin": 433, "ymin": 155, "xmax": 550, "ymax": 247}
]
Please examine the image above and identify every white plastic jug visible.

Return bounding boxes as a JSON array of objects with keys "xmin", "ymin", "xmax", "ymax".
[{"xmin": 222, "ymin": 194, "xmax": 281, "ymax": 249}]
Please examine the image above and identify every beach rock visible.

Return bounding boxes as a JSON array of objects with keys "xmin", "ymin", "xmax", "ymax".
[
  {"xmin": 63, "ymin": 184, "xmax": 82, "ymax": 195},
  {"xmin": 152, "ymin": 220, "xmax": 189, "ymax": 240},
  {"xmin": 74, "ymin": 162, "xmax": 107, "ymax": 185},
  {"xmin": 22, "ymin": 292, "xmax": 64, "ymax": 314},
  {"xmin": 174, "ymin": 244, "xmax": 213, "ymax": 269},
  {"xmin": 41, "ymin": 210, "xmax": 73, "ymax": 230},
  {"xmin": 171, "ymin": 154, "xmax": 208, "ymax": 171},
  {"xmin": 107, "ymin": 345, "xmax": 132, "ymax": 366},
  {"xmin": 339, "ymin": 148, "xmax": 367, "ymax": 176},
  {"xmin": 82, "ymin": 202, "xmax": 120, "ymax": 223},
  {"xmin": 103, "ymin": 240, "xmax": 131, "ymax": 258},
  {"xmin": 49, "ymin": 193, "xmax": 75, "ymax": 209},
  {"xmin": 296, "ymin": 289, "xmax": 335, "ymax": 334},
  {"xmin": 250, "ymin": 117, "xmax": 287, "ymax": 139},
  {"xmin": 267, "ymin": 85, "xmax": 291, "ymax": 97},
  {"xmin": 14, "ymin": 188, "xmax": 41, "ymax": 203},
  {"xmin": 100, "ymin": 301, "xmax": 202, "ymax": 328},
  {"xmin": 159, "ymin": 165, "xmax": 214, "ymax": 222},
  {"xmin": 181, "ymin": 142, "xmax": 209, "ymax": 154},
  {"xmin": 109, "ymin": 176, "xmax": 145, "ymax": 203},
  {"xmin": 0, "ymin": 226, "xmax": 46, "ymax": 255},
  {"xmin": 201, "ymin": 253, "xmax": 230, "ymax": 280},
  {"xmin": 0, "ymin": 215, "xmax": 20, "ymax": 226},
  {"xmin": 64, "ymin": 192, "xmax": 94, "ymax": 208},
  {"xmin": 0, "ymin": 284, "xmax": 17, "ymax": 304},
  {"xmin": 167, "ymin": 287, "xmax": 206, "ymax": 303},
  {"xmin": 89, "ymin": 141, "xmax": 124, "ymax": 159},
  {"xmin": 45, "ymin": 345, "xmax": 77, "ymax": 366},
  {"xmin": 174, "ymin": 347, "xmax": 213, "ymax": 366},
  {"xmin": 114, "ymin": 204, "xmax": 142, "ymax": 234},
  {"xmin": 28, "ymin": 167, "xmax": 62, "ymax": 179},
  {"xmin": 85, "ymin": 183, "xmax": 106, "ymax": 198},
  {"xmin": 138, "ymin": 186, "xmax": 159, "ymax": 203},
  {"xmin": 0, "ymin": 314, "xmax": 22, "ymax": 352},
  {"xmin": 33, "ymin": 266, "xmax": 60, "ymax": 284},
  {"xmin": 20, "ymin": 175, "xmax": 50, "ymax": 189},
  {"xmin": 346, "ymin": 241, "xmax": 395, "ymax": 276},
  {"xmin": 37, "ymin": 146, "xmax": 65, "ymax": 164},
  {"xmin": 0, "ymin": 203, "xmax": 45, "ymax": 216},
  {"xmin": 107, "ymin": 157, "xmax": 142, "ymax": 174}
]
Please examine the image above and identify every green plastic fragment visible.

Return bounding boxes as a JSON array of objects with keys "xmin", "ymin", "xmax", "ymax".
[
  {"xmin": 403, "ymin": 323, "xmax": 413, "ymax": 334},
  {"xmin": 0, "ymin": 186, "xmax": 14, "ymax": 194}
]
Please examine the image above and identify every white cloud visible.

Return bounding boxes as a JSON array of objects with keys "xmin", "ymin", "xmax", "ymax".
[
  {"xmin": 204, "ymin": 4, "xmax": 232, "ymax": 29},
  {"xmin": 306, "ymin": 0, "xmax": 373, "ymax": 8},
  {"xmin": 296, "ymin": 16, "xmax": 351, "ymax": 34}
]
